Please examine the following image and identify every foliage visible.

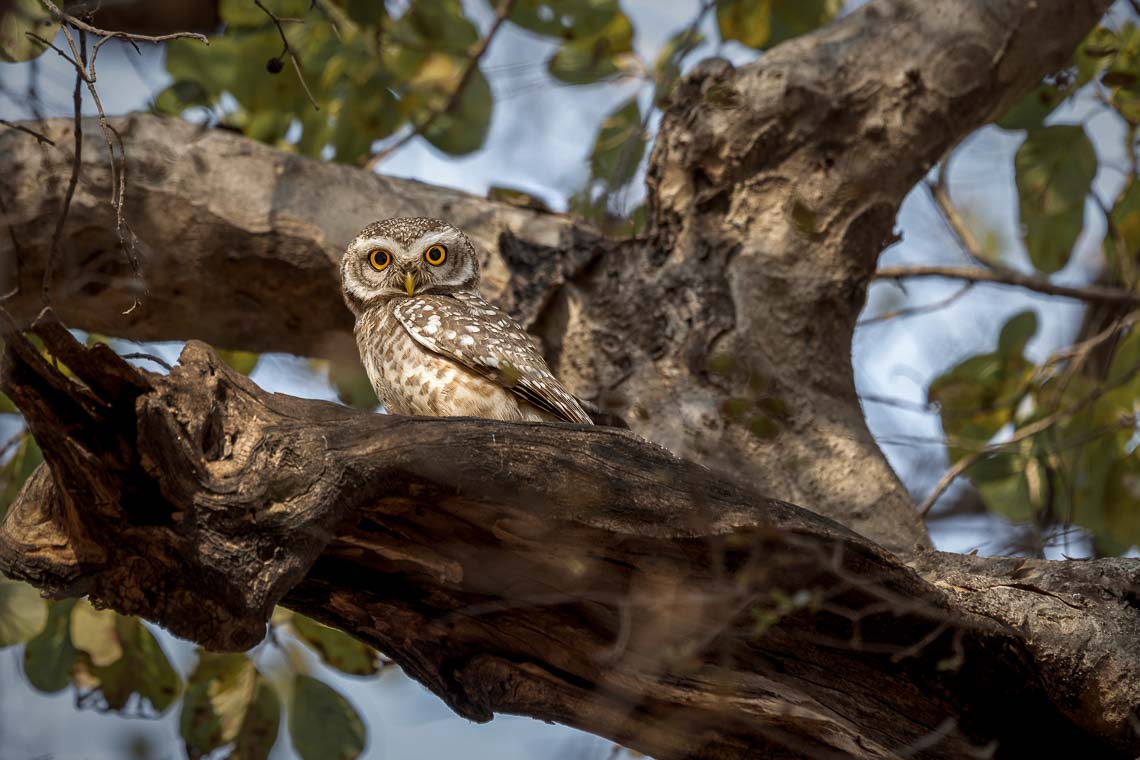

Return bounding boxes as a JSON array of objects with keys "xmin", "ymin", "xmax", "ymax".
[
  {"xmin": 144, "ymin": 0, "xmax": 828, "ymax": 235},
  {"xmin": 924, "ymin": 22, "xmax": 1140, "ymax": 551}
]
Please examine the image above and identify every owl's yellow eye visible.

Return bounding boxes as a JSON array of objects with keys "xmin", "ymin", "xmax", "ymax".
[
  {"xmin": 424, "ymin": 244, "xmax": 447, "ymax": 266},
  {"xmin": 369, "ymin": 249, "xmax": 391, "ymax": 271}
]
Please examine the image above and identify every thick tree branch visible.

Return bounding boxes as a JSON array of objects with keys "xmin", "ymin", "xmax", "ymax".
[
  {"xmin": 1, "ymin": 313, "xmax": 1137, "ymax": 759},
  {"xmin": 0, "ymin": 115, "xmax": 597, "ymax": 361}
]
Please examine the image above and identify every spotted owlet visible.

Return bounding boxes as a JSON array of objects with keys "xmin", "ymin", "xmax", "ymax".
[{"xmin": 340, "ymin": 217, "xmax": 593, "ymax": 425}]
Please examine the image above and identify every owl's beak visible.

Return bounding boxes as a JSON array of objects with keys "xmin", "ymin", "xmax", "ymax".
[{"xmin": 404, "ymin": 272, "xmax": 416, "ymax": 297}]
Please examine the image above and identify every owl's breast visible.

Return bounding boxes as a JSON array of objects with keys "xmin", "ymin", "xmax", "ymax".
[{"xmin": 354, "ymin": 303, "xmax": 539, "ymax": 421}]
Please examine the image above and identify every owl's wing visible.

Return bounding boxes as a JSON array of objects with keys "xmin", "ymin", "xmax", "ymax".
[{"xmin": 393, "ymin": 293, "xmax": 593, "ymax": 425}]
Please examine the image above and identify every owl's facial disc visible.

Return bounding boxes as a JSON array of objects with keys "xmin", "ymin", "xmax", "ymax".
[{"xmin": 341, "ymin": 218, "xmax": 481, "ymax": 314}]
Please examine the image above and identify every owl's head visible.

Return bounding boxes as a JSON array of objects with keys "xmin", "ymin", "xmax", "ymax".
[{"xmin": 341, "ymin": 217, "xmax": 480, "ymax": 315}]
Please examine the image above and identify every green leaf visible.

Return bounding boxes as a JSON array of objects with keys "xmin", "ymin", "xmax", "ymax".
[
  {"xmin": 221, "ymin": 0, "xmax": 311, "ymax": 27},
  {"xmin": 929, "ymin": 339, "xmax": 1034, "ymax": 464},
  {"xmin": 181, "ymin": 652, "xmax": 281, "ymax": 760},
  {"xmin": 1103, "ymin": 455, "xmax": 1140, "ymax": 549},
  {"xmin": 547, "ymin": 11, "xmax": 633, "ymax": 85},
  {"xmin": 500, "ymin": 0, "xmax": 619, "ymax": 39},
  {"xmin": 73, "ymin": 609, "xmax": 182, "ymax": 714},
  {"xmin": 0, "ymin": 391, "xmax": 14, "ymax": 414},
  {"xmin": 0, "ymin": 0, "xmax": 59, "ymax": 62},
  {"xmin": 970, "ymin": 452, "xmax": 1035, "ymax": 523},
  {"xmin": 997, "ymin": 83, "xmax": 1068, "ymax": 131},
  {"xmin": 153, "ymin": 80, "xmax": 213, "ymax": 116},
  {"xmin": 716, "ymin": 0, "xmax": 839, "ymax": 50},
  {"xmin": 23, "ymin": 599, "xmax": 78, "ymax": 693},
  {"xmin": 1, "ymin": 434, "xmax": 41, "ymax": 520},
  {"xmin": 997, "ymin": 310, "xmax": 1038, "ymax": 356},
  {"xmin": 0, "ymin": 576, "xmax": 46, "ymax": 647},
  {"xmin": 654, "ymin": 27, "xmax": 706, "ymax": 107},
  {"xmin": 288, "ymin": 674, "xmax": 366, "ymax": 760},
  {"xmin": 324, "ymin": 358, "xmax": 379, "ymax": 410},
  {"xmin": 216, "ymin": 349, "xmax": 261, "ymax": 376},
  {"xmin": 1014, "ymin": 125, "xmax": 1096, "ymax": 273},
  {"xmin": 1106, "ymin": 323, "xmax": 1140, "ymax": 386},
  {"xmin": 716, "ymin": 0, "xmax": 770, "ymax": 48},
  {"xmin": 589, "ymin": 97, "xmax": 645, "ymax": 189},
  {"xmin": 422, "ymin": 68, "xmax": 493, "ymax": 155},
  {"xmin": 333, "ymin": 78, "xmax": 400, "ymax": 163},
  {"xmin": 399, "ymin": 0, "xmax": 478, "ymax": 54},
  {"xmin": 291, "ymin": 615, "xmax": 380, "ymax": 676},
  {"xmin": 340, "ymin": 0, "xmax": 387, "ymax": 27}
]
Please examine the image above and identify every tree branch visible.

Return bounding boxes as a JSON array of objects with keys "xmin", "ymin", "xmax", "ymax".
[
  {"xmin": 874, "ymin": 265, "xmax": 1140, "ymax": 308},
  {"xmin": 0, "ymin": 311, "xmax": 1137, "ymax": 759}
]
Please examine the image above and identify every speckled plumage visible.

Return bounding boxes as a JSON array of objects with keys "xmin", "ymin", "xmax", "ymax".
[{"xmin": 340, "ymin": 217, "xmax": 592, "ymax": 425}]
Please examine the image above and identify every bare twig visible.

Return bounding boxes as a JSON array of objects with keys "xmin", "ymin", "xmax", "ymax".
[
  {"xmin": 254, "ymin": 0, "xmax": 319, "ymax": 111},
  {"xmin": 43, "ymin": 28, "xmax": 85, "ymax": 305},
  {"xmin": 873, "ymin": 265, "xmax": 1140, "ymax": 307},
  {"xmin": 364, "ymin": 0, "xmax": 517, "ymax": 169},
  {"xmin": 926, "ymin": 161, "xmax": 996, "ymax": 270},
  {"xmin": 0, "ymin": 119, "xmax": 54, "ymax": 145},
  {"xmin": 858, "ymin": 282, "xmax": 974, "ymax": 326},
  {"xmin": 36, "ymin": 0, "xmax": 209, "ymax": 50}
]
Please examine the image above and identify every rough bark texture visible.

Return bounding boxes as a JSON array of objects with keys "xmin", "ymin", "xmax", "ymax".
[
  {"xmin": 1, "ymin": 0, "xmax": 1135, "ymax": 758},
  {"xmin": 2, "ymin": 316, "xmax": 1138, "ymax": 759}
]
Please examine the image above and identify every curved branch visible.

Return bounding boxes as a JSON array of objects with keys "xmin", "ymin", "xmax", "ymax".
[{"xmin": 1, "ymin": 312, "xmax": 1138, "ymax": 759}]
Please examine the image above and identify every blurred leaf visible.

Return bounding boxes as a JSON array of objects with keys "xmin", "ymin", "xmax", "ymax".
[
  {"xmin": 997, "ymin": 309, "xmax": 1038, "ymax": 356},
  {"xmin": 590, "ymin": 97, "xmax": 645, "ymax": 189},
  {"xmin": 1014, "ymin": 125, "xmax": 1095, "ymax": 273},
  {"xmin": 0, "ymin": 576, "xmax": 46, "ymax": 647},
  {"xmin": 326, "ymin": 358, "xmax": 379, "ymax": 409},
  {"xmin": 0, "ymin": 0, "xmax": 59, "ymax": 62},
  {"xmin": 338, "ymin": 0, "xmax": 387, "ymax": 27},
  {"xmin": 654, "ymin": 27, "xmax": 705, "ymax": 107},
  {"xmin": 716, "ymin": 0, "xmax": 839, "ymax": 50},
  {"xmin": 153, "ymin": 80, "xmax": 212, "ymax": 116},
  {"xmin": 221, "ymin": 0, "xmax": 311, "ymax": 27},
  {"xmin": 73, "ymin": 608, "xmax": 182, "ymax": 714},
  {"xmin": 548, "ymin": 11, "xmax": 633, "ymax": 85},
  {"xmin": 930, "ymin": 311, "xmax": 1037, "ymax": 463},
  {"xmin": 399, "ymin": 0, "xmax": 478, "ymax": 54},
  {"xmin": 291, "ymin": 615, "xmax": 380, "ymax": 676},
  {"xmin": 1107, "ymin": 177, "xmax": 1140, "ymax": 282},
  {"xmin": 217, "ymin": 349, "xmax": 261, "ymax": 376},
  {"xmin": 716, "ymin": 0, "xmax": 769, "ymax": 48},
  {"xmin": 501, "ymin": 0, "xmax": 619, "ymax": 39},
  {"xmin": 70, "ymin": 602, "xmax": 123, "ymax": 666},
  {"xmin": 1, "ymin": 434, "xmax": 41, "ymax": 519},
  {"xmin": 0, "ymin": 391, "xmax": 14, "ymax": 414},
  {"xmin": 997, "ymin": 83, "xmax": 1069, "ymax": 131},
  {"xmin": 1103, "ymin": 455, "xmax": 1140, "ymax": 548},
  {"xmin": 23, "ymin": 598, "xmax": 78, "ymax": 693},
  {"xmin": 1107, "ymin": 322, "xmax": 1140, "ymax": 386},
  {"xmin": 333, "ymin": 80, "xmax": 400, "ymax": 162},
  {"xmin": 969, "ymin": 451, "xmax": 1035, "ymax": 523},
  {"xmin": 422, "ymin": 67, "xmax": 492, "ymax": 155},
  {"xmin": 288, "ymin": 674, "xmax": 366, "ymax": 760},
  {"xmin": 181, "ymin": 652, "xmax": 281, "ymax": 760}
]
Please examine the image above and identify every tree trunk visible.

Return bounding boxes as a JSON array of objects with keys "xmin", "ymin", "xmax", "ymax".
[{"xmin": 2, "ymin": 0, "xmax": 1134, "ymax": 758}]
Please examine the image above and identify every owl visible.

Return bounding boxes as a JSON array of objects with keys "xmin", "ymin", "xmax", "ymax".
[{"xmin": 340, "ymin": 217, "xmax": 593, "ymax": 425}]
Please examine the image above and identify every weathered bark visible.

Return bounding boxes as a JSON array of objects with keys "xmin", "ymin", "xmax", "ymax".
[{"xmin": 2, "ymin": 314, "xmax": 1139, "ymax": 759}]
